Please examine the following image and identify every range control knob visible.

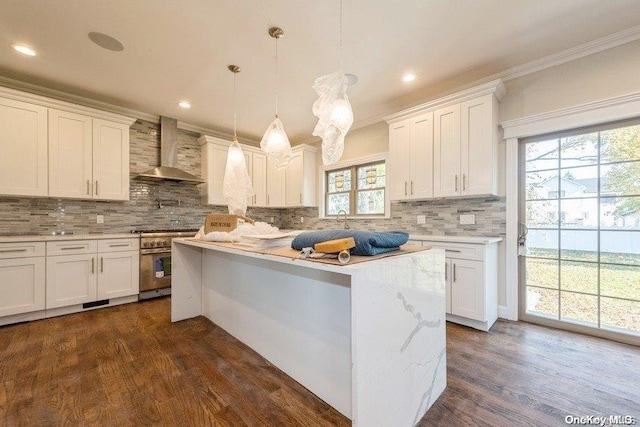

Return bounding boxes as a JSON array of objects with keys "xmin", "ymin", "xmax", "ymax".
[
  {"xmin": 143, "ymin": 242, "xmax": 150, "ymax": 247},
  {"xmin": 163, "ymin": 240, "xmax": 169, "ymax": 246}
]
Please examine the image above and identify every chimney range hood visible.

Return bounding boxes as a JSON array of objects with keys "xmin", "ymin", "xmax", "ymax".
[{"xmin": 136, "ymin": 116, "xmax": 205, "ymax": 183}]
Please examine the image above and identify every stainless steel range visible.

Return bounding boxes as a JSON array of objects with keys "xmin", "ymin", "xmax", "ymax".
[{"xmin": 137, "ymin": 229, "xmax": 198, "ymax": 300}]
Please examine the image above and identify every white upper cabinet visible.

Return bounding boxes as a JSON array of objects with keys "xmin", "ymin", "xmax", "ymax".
[
  {"xmin": 0, "ymin": 87, "xmax": 134, "ymax": 200},
  {"xmin": 285, "ymin": 145, "xmax": 317, "ymax": 207},
  {"xmin": 385, "ymin": 80, "xmax": 505, "ymax": 200},
  {"xmin": 49, "ymin": 111, "xmax": 130, "ymax": 201},
  {"xmin": 246, "ymin": 150, "xmax": 267, "ymax": 207},
  {"xmin": 388, "ymin": 112, "xmax": 433, "ymax": 201},
  {"xmin": 0, "ymin": 97, "xmax": 48, "ymax": 197},
  {"xmin": 266, "ymin": 160, "xmax": 286, "ymax": 207}
]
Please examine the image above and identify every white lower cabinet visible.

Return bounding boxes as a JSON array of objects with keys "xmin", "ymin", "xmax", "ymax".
[
  {"xmin": 419, "ymin": 237, "xmax": 500, "ymax": 331},
  {"xmin": 46, "ymin": 238, "xmax": 139, "ymax": 309},
  {"xmin": 0, "ymin": 242, "xmax": 46, "ymax": 317}
]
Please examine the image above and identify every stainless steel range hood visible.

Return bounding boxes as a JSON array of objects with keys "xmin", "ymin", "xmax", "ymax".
[{"xmin": 136, "ymin": 116, "xmax": 205, "ymax": 183}]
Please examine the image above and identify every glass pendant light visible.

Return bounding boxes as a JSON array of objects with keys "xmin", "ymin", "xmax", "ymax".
[
  {"xmin": 223, "ymin": 65, "xmax": 253, "ymax": 216},
  {"xmin": 260, "ymin": 26, "xmax": 293, "ymax": 170},
  {"xmin": 312, "ymin": 0, "xmax": 356, "ymax": 166}
]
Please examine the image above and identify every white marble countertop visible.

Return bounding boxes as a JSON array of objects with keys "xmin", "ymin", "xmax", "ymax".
[
  {"xmin": 0, "ymin": 233, "xmax": 137, "ymax": 243},
  {"xmin": 409, "ymin": 234, "xmax": 503, "ymax": 244}
]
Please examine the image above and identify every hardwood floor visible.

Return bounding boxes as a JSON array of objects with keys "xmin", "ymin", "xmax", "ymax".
[{"xmin": 0, "ymin": 298, "xmax": 638, "ymax": 426}]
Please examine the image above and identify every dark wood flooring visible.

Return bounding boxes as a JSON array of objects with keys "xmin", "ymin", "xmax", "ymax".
[{"xmin": 0, "ymin": 297, "xmax": 638, "ymax": 426}]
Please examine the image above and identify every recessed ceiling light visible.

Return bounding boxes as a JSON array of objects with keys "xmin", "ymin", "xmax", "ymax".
[
  {"xmin": 11, "ymin": 44, "xmax": 36, "ymax": 56},
  {"xmin": 403, "ymin": 73, "xmax": 416, "ymax": 83},
  {"xmin": 88, "ymin": 32, "xmax": 124, "ymax": 52},
  {"xmin": 178, "ymin": 101, "xmax": 191, "ymax": 109}
]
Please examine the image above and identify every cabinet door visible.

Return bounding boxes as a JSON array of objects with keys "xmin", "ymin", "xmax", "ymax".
[
  {"xmin": 410, "ymin": 113, "xmax": 434, "ymax": 199},
  {"xmin": 244, "ymin": 152, "xmax": 254, "ymax": 206},
  {"xmin": 461, "ymin": 94, "xmax": 495, "ymax": 196},
  {"xmin": 450, "ymin": 259, "xmax": 485, "ymax": 321},
  {"xmin": 46, "ymin": 254, "xmax": 97, "ymax": 309},
  {"xmin": 93, "ymin": 119, "xmax": 130, "ymax": 201},
  {"xmin": 0, "ymin": 97, "xmax": 48, "ymax": 197},
  {"xmin": 202, "ymin": 143, "xmax": 227, "ymax": 205},
  {"xmin": 433, "ymin": 105, "xmax": 461, "ymax": 197},
  {"xmin": 388, "ymin": 121, "xmax": 411, "ymax": 200},
  {"xmin": 0, "ymin": 257, "xmax": 45, "ymax": 316},
  {"xmin": 97, "ymin": 251, "xmax": 139, "ymax": 299},
  {"xmin": 252, "ymin": 152, "xmax": 267, "ymax": 207},
  {"xmin": 48, "ymin": 109, "xmax": 93, "ymax": 198},
  {"xmin": 285, "ymin": 152, "xmax": 303, "ymax": 206},
  {"xmin": 266, "ymin": 162, "xmax": 286, "ymax": 207}
]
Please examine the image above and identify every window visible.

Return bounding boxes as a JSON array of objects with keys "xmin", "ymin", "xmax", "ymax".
[
  {"xmin": 521, "ymin": 118, "xmax": 640, "ymax": 338},
  {"xmin": 325, "ymin": 160, "xmax": 386, "ymax": 216}
]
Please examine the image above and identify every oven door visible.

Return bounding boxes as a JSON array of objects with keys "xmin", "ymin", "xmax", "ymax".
[{"xmin": 140, "ymin": 249, "xmax": 172, "ymax": 292}]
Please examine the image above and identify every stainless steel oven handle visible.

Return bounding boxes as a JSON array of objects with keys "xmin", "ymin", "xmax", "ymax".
[{"xmin": 140, "ymin": 249, "xmax": 172, "ymax": 255}]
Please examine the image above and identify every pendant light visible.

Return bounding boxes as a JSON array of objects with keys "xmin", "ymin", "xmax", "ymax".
[
  {"xmin": 223, "ymin": 65, "xmax": 253, "ymax": 216},
  {"xmin": 260, "ymin": 27, "xmax": 293, "ymax": 170},
  {"xmin": 312, "ymin": 0, "xmax": 356, "ymax": 166}
]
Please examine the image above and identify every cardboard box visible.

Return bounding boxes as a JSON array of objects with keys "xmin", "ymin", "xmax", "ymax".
[{"xmin": 204, "ymin": 214, "xmax": 254, "ymax": 233}]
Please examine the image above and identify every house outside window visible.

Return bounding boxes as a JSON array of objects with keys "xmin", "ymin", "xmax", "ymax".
[{"xmin": 323, "ymin": 157, "xmax": 387, "ymax": 217}]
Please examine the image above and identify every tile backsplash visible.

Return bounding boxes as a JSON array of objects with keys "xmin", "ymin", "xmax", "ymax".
[{"xmin": 0, "ymin": 118, "xmax": 504, "ymax": 237}]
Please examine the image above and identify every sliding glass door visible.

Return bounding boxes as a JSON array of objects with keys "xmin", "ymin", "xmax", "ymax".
[{"xmin": 519, "ymin": 119, "xmax": 640, "ymax": 341}]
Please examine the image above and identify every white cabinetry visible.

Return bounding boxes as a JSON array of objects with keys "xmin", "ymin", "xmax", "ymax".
[
  {"xmin": 388, "ymin": 112, "xmax": 433, "ymax": 200},
  {"xmin": 385, "ymin": 80, "xmax": 504, "ymax": 200},
  {"xmin": 285, "ymin": 145, "xmax": 317, "ymax": 207},
  {"xmin": 0, "ymin": 87, "xmax": 134, "ymax": 200},
  {"xmin": 415, "ymin": 237, "xmax": 500, "ymax": 331},
  {"xmin": 0, "ymin": 97, "xmax": 48, "ymax": 197},
  {"xmin": 49, "ymin": 109, "xmax": 130, "ymax": 200},
  {"xmin": 0, "ymin": 242, "xmax": 46, "ymax": 317},
  {"xmin": 200, "ymin": 135, "xmax": 316, "ymax": 208},
  {"xmin": 46, "ymin": 238, "xmax": 139, "ymax": 309},
  {"xmin": 433, "ymin": 94, "xmax": 499, "ymax": 197}
]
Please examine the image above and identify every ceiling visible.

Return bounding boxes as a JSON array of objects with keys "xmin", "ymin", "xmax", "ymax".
[{"xmin": 1, "ymin": 0, "xmax": 640, "ymax": 144}]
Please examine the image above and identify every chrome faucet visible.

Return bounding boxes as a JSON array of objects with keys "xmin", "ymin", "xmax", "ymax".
[{"xmin": 337, "ymin": 209, "xmax": 350, "ymax": 229}]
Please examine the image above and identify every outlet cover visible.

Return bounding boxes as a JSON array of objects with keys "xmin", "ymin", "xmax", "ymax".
[
  {"xmin": 416, "ymin": 215, "xmax": 426, "ymax": 225},
  {"xmin": 460, "ymin": 214, "xmax": 475, "ymax": 225},
  {"xmin": 96, "ymin": 215, "xmax": 104, "ymax": 224},
  {"xmin": 300, "ymin": 216, "xmax": 304, "ymax": 223}
]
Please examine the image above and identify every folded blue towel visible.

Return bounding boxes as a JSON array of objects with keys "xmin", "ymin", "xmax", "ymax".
[{"xmin": 291, "ymin": 230, "xmax": 409, "ymax": 256}]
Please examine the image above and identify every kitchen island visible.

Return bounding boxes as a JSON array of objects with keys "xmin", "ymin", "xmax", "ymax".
[{"xmin": 171, "ymin": 238, "xmax": 446, "ymax": 426}]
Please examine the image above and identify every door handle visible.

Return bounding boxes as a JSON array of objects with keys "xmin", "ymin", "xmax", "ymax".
[
  {"xmin": 91, "ymin": 257, "xmax": 95, "ymax": 274},
  {"xmin": 411, "ymin": 180, "xmax": 414, "ymax": 195},
  {"xmin": 267, "ymin": 194, "xmax": 270, "ymax": 205},
  {"xmin": 61, "ymin": 246, "xmax": 85, "ymax": 250},
  {"xmin": 0, "ymin": 249, "xmax": 27, "ymax": 253},
  {"xmin": 101, "ymin": 257, "xmax": 104, "ymax": 273},
  {"xmin": 463, "ymin": 174, "xmax": 466, "ymax": 191},
  {"xmin": 87, "ymin": 180, "xmax": 90, "ymax": 195},
  {"xmin": 453, "ymin": 263, "xmax": 457, "ymax": 282},
  {"xmin": 445, "ymin": 262, "xmax": 448, "ymax": 281},
  {"xmin": 455, "ymin": 175, "xmax": 459, "ymax": 192},
  {"xmin": 299, "ymin": 193, "xmax": 302, "ymax": 204},
  {"xmin": 404, "ymin": 181, "xmax": 407, "ymax": 196},
  {"xmin": 95, "ymin": 180, "xmax": 99, "ymax": 196}
]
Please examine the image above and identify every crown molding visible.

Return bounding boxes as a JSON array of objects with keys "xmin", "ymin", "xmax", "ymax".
[{"xmin": 501, "ymin": 92, "xmax": 640, "ymax": 139}]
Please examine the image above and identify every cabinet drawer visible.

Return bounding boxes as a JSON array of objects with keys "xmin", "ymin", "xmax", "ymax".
[
  {"xmin": 98, "ymin": 238, "xmax": 139, "ymax": 253},
  {"xmin": 47, "ymin": 240, "xmax": 97, "ymax": 256},
  {"xmin": 0, "ymin": 242, "xmax": 45, "ymax": 259},
  {"xmin": 421, "ymin": 241, "xmax": 484, "ymax": 261}
]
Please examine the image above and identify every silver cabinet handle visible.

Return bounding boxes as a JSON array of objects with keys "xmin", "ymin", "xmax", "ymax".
[
  {"xmin": 87, "ymin": 180, "xmax": 90, "ymax": 195},
  {"xmin": 61, "ymin": 246, "xmax": 85, "ymax": 250},
  {"xmin": 91, "ymin": 257, "xmax": 95, "ymax": 274},
  {"xmin": 404, "ymin": 181, "xmax": 407, "ymax": 196},
  {"xmin": 445, "ymin": 262, "xmax": 448, "ymax": 281},
  {"xmin": 101, "ymin": 257, "xmax": 104, "ymax": 273},
  {"xmin": 95, "ymin": 180, "xmax": 99, "ymax": 196},
  {"xmin": 299, "ymin": 193, "xmax": 302, "ymax": 204},
  {"xmin": 463, "ymin": 174, "xmax": 466, "ymax": 191},
  {"xmin": 108, "ymin": 243, "xmax": 129, "ymax": 248},
  {"xmin": 267, "ymin": 194, "xmax": 270, "ymax": 205},
  {"xmin": 447, "ymin": 249, "xmax": 462, "ymax": 253},
  {"xmin": 453, "ymin": 263, "xmax": 457, "ymax": 282},
  {"xmin": 0, "ymin": 249, "xmax": 27, "ymax": 253},
  {"xmin": 411, "ymin": 180, "xmax": 414, "ymax": 195},
  {"xmin": 455, "ymin": 175, "xmax": 459, "ymax": 192}
]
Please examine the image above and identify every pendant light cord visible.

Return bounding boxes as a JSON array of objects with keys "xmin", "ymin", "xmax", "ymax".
[
  {"xmin": 233, "ymin": 71, "xmax": 237, "ymax": 139},
  {"xmin": 275, "ymin": 36, "xmax": 279, "ymax": 117},
  {"xmin": 339, "ymin": 0, "xmax": 343, "ymax": 72}
]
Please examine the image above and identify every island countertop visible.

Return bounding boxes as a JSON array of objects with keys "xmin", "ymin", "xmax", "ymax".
[{"xmin": 171, "ymin": 237, "xmax": 447, "ymax": 426}]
